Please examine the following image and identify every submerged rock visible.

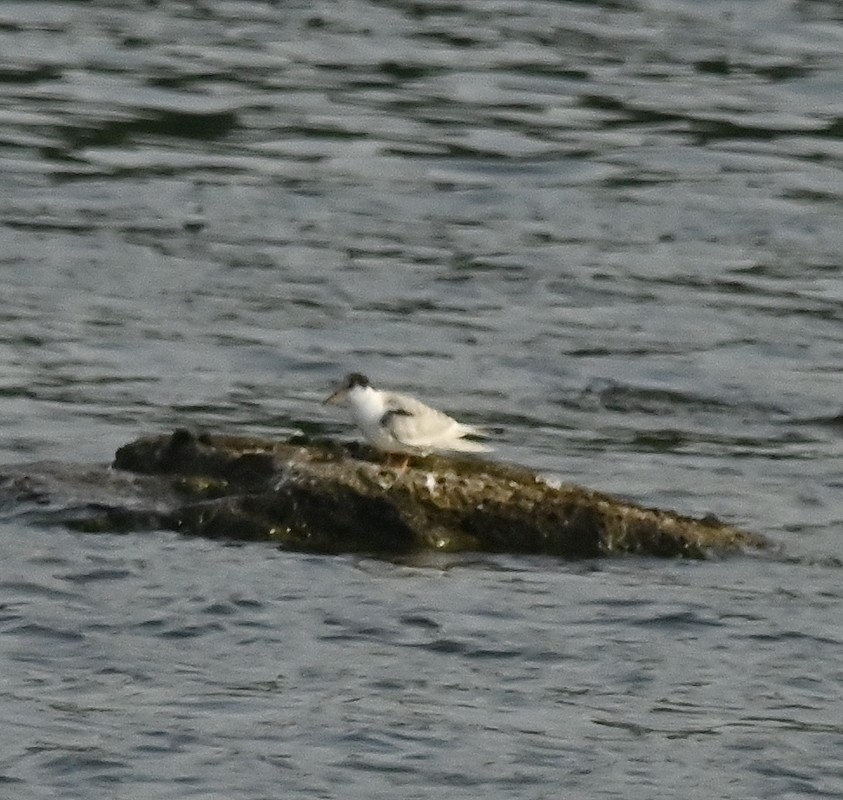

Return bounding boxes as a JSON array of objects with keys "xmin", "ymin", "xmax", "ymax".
[{"xmin": 96, "ymin": 429, "xmax": 767, "ymax": 558}]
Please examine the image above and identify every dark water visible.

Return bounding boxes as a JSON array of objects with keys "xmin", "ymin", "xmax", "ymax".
[{"xmin": 1, "ymin": 0, "xmax": 842, "ymax": 797}]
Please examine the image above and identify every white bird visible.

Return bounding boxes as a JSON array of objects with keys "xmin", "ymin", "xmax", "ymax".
[{"xmin": 323, "ymin": 372, "xmax": 492, "ymax": 458}]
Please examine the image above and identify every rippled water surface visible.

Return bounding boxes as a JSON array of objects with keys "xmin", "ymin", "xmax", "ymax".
[{"xmin": 1, "ymin": 0, "xmax": 842, "ymax": 797}]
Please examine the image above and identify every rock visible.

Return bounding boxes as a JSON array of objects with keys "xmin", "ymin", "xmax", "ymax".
[
  {"xmin": 102, "ymin": 429, "xmax": 767, "ymax": 558},
  {"xmin": 0, "ymin": 429, "xmax": 769, "ymax": 558}
]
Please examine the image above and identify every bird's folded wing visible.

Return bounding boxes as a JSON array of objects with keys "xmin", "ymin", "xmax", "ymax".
[{"xmin": 384, "ymin": 393, "xmax": 476, "ymax": 447}]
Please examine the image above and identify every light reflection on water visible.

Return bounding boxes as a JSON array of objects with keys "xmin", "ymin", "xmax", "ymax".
[{"xmin": 1, "ymin": 0, "xmax": 842, "ymax": 797}]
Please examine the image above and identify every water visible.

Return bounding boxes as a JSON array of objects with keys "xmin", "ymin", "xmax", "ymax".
[
  {"xmin": 1, "ymin": 0, "xmax": 842, "ymax": 797},
  {"xmin": 4, "ymin": 531, "xmax": 843, "ymax": 799}
]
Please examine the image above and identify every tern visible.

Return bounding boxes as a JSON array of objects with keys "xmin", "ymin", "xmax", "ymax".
[{"xmin": 323, "ymin": 372, "xmax": 492, "ymax": 459}]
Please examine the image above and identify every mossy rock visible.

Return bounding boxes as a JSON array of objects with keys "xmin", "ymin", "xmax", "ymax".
[{"xmin": 103, "ymin": 428, "xmax": 769, "ymax": 558}]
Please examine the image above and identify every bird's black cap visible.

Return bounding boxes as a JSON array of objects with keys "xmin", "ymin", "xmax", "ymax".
[{"xmin": 344, "ymin": 372, "xmax": 370, "ymax": 388}]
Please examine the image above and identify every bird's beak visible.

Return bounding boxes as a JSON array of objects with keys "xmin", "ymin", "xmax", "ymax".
[{"xmin": 323, "ymin": 387, "xmax": 347, "ymax": 405}]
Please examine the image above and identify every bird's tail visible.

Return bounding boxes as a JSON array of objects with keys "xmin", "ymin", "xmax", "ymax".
[{"xmin": 452, "ymin": 423, "xmax": 493, "ymax": 452}]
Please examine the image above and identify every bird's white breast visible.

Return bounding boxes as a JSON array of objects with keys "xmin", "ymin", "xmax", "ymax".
[{"xmin": 347, "ymin": 386, "xmax": 403, "ymax": 450}]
